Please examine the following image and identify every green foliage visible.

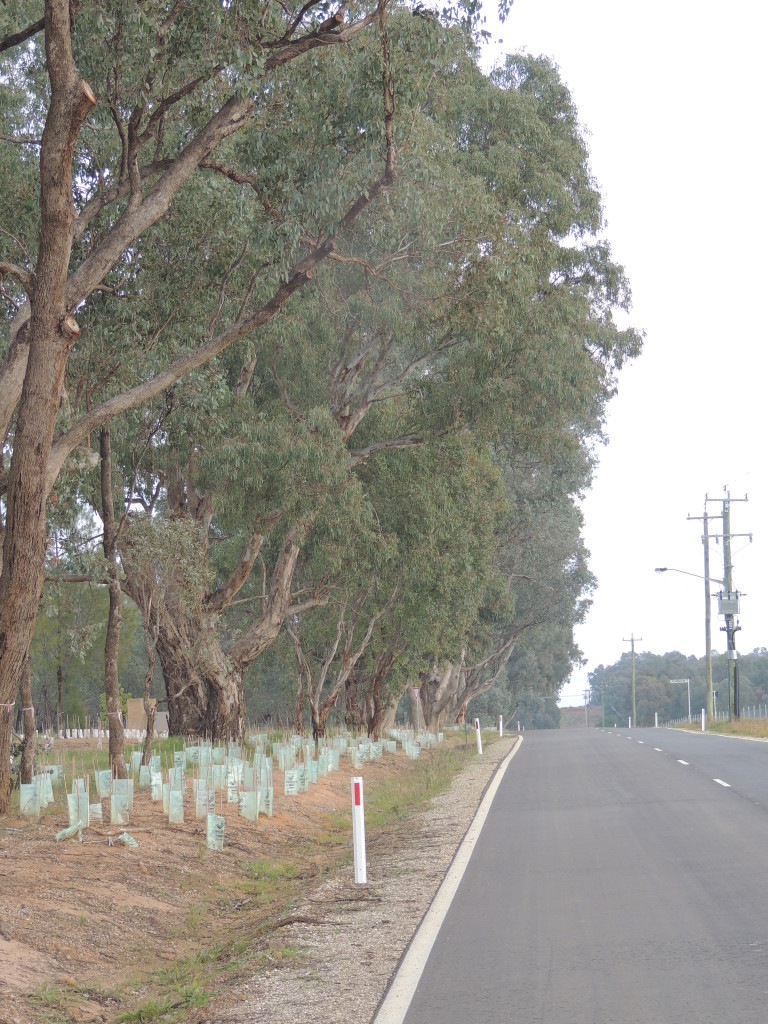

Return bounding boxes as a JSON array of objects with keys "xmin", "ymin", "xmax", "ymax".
[
  {"xmin": 2, "ymin": 2, "xmax": 642, "ymax": 732},
  {"xmin": 588, "ymin": 649, "xmax": 768, "ymax": 727},
  {"xmin": 99, "ymin": 685, "xmax": 129, "ymax": 726}
]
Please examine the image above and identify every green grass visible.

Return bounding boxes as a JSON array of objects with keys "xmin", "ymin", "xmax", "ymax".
[
  {"xmin": 704, "ymin": 719, "xmax": 768, "ymax": 738},
  {"xmin": 673, "ymin": 718, "xmax": 768, "ymax": 738}
]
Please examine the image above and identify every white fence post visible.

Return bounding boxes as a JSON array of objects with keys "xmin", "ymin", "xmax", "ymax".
[{"xmin": 351, "ymin": 777, "xmax": 367, "ymax": 884}]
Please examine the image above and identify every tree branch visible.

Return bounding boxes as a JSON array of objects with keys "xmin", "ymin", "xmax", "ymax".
[
  {"xmin": 0, "ymin": 262, "xmax": 34, "ymax": 296},
  {"xmin": 349, "ymin": 435, "xmax": 423, "ymax": 463},
  {"xmin": 0, "ymin": 16, "xmax": 44, "ymax": 55},
  {"xmin": 45, "ymin": 148, "xmax": 398, "ymax": 490}
]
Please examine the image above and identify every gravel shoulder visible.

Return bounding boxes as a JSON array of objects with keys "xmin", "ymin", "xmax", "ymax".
[{"xmin": 214, "ymin": 734, "xmax": 518, "ymax": 1024}]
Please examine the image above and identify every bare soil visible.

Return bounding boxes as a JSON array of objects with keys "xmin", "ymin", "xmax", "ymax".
[{"xmin": 0, "ymin": 738, "xmax": 452, "ymax": 1024}]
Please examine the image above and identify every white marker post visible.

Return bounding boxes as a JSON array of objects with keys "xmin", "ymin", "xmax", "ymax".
[
  {"xmin": 474, "ymin": 717, "xmax": 483, "ymax": 755},
  {"xmin": 655, "ymin": 712, "xmax": 658, "ymax": 728},
  {"xmin": 701, "ymin": 708, "xmax": 706, "ymax": 732},
  {"xmin": 498, "ymin": 715, "xmax": 503, "ymax": 737},
  {"xmin": 351, "ymin": 776, "xmax": 367, "ymax": 884}
]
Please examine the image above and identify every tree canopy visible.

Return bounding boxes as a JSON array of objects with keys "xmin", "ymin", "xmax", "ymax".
[{"xmin": 1, "ymin": 1, "xmax": 641, "ymax": 808}]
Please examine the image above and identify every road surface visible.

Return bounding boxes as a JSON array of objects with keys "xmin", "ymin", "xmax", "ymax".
[{"xmin": 397, "ymin": 728, "xmax": 768, "ymax": 1023}]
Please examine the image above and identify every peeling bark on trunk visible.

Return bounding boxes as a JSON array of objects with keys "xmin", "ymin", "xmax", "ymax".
[{"xmin": 138, "ymin": 599, "xmax": 245, "ymax": 741}]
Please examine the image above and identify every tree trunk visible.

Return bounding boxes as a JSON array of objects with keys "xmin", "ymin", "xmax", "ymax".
[
  {"xmin": 141, "ymin": 599, "xmax": 159, "ymax": 766},
  {"xmin": 19, "ymin": 653, "xmax": 37, "ymax": 785},
  {"xmin": 419, "ymin": 660, "xmax": 464, "ymax": 733},
  {"xmin": 153, "ymin": 612, "xmax": 246, "ymax": 741},
  {"xmin": 0, "ymin": 709, "xmax": 12, "ymax": 803},
  {"xmin": 362, "ymin": 651, "xmax": 396, "ymax": 738},
  {"xmin": 100, "ymin": 427, "xmax": 127, "ymax": 778},
  {"xmin": 344, "ymin": 672, "xmax": 365, "ymax": 731},
  {"xmin": 295, "ymin": 680, "xmax": 307, "ymax": 737},
  {"xmin": 141, "ymin": 705, "xmax": 156, "ymax": 765},
  {"xmin": 104, "ymin": 570, "xmax": 127, "ymax": 777},
  {"xmin": 310, "ymin": 701, "xmax": 334, "ymax": 742},
  {"xmin": 41, "ymin": 683, "xmax": 53, "ymax": 734},
  {"xmin": 0, "ymin": 1, "xmax": 96, "ymax": 812},
  {"xmin": 56, "ymin": 663, "xmax": 63, "ymax": 732}
]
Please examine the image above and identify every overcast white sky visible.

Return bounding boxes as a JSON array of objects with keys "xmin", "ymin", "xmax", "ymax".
[{"xmin": 482, "ymin": 0, "xmax": 767, "ymax": 704}]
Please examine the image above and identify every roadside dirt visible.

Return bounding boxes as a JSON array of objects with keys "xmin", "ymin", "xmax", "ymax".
[{"xmin": 0, "ymin": 738, "xmax": 459, "ymax": 1024}]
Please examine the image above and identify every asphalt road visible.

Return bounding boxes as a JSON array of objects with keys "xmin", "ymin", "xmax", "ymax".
[{"xmin": 399, "ymin": 729, "xmax": 768, "ymax": 1024}]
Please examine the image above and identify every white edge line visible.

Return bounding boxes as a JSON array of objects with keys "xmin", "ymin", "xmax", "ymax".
[
  {"xmin": 371, "ymin": 737, "xmax": 524, "ymax": 1024},
  {"xmin": 713, "ymin": 778, "xmax": 731, "ymax": 787}
]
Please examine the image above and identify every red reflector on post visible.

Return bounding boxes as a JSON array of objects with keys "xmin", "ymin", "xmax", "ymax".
[{"xmin": 354, "ymin": 781, "xmax": 361, "ymax": 806}]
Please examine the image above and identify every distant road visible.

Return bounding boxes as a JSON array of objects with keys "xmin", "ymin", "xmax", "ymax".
[{"xmin": 397, "ymin": 729, "xmax": 768, "ymax": 1024}]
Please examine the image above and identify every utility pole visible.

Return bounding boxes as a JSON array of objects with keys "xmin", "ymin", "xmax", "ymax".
[
  {"xmin": 688, "ymin": 501, "xmax": 721, "ymax": 720},
  {"xmin": 623, "ymin": 633, "xmax": 641, "ymax": 727},
  {"xmin": 723, "ymin": 496, "xmax": 737, "ymax": 719},
  {"xmin": 708, "ymin": 490, "xmax": 749, "ymax": 721}
]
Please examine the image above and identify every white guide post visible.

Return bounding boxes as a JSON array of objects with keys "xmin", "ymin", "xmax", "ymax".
[
  {"xmin": 701, "ymin": 708, "xmax": 706, "ymax": 732},
  {"xmin": 628, "ymin": 717, "xmax": 632, "ymax": 728},
  {"xmin": 655, "ymin": 712, "xmax": 658, "ymax": 728},
  {"xmin": 498, "ymin": 715, "xmax": 503, "ymax": 737},
  {"xmin": 475, "ymin": 717, "xmax": 483, "ymax": 755},
  {"xmin": 351, "ymin": 776, "xmax": 367, "ymax": 884}
]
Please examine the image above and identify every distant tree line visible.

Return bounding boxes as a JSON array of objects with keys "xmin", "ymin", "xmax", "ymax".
[{"xmin": 588, "ymin": 649, "xmax": 768, "ymax": 726}]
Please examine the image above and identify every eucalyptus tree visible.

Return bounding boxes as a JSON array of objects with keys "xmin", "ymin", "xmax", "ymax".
[
  {"xmin": 0, "ymin": 2, "xmax": 640, "ymax": 806},
  {"xmin": 297, "ymin": 426, "xmax": 508, "ymax": 737},
  {"xmin": 67, "ymin": 16, "xmax": 611, "ymax": 742},
  {"xmin": 416, "ymin": 444, "xmax": 596, "ymax": 730},
  {"xmin": 0, "ymin": 0, "xmax": 421, "ymax": 807}
]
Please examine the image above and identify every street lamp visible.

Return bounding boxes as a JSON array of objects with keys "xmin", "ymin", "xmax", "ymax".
[
  {"xmin": 670, "ymin": 677, "xmax": 691, "ymax": 723},
  {"xmin": 654, "ymin": 566, "xmax": 726, "ymax": 721}
]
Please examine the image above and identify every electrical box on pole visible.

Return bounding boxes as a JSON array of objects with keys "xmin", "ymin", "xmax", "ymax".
[{"xmin": 718, "ymin": 593, "xmax": 741, "ymax": 616}]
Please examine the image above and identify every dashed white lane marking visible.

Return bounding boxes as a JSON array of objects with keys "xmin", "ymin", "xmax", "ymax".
[
  {"xmin": 677, "ymin": 759, "xmax": 689, "ymax": 765},
  {"xmin": 654, "ymin": 748, "xmax": 663, "ymax": 752},
  {"xmin": 714, "ymin": 778, "xmax": 731, "ymax": 787},
  {"xmin": 637, "ymin": 741, "xmax": 645, "ymax": 744}
]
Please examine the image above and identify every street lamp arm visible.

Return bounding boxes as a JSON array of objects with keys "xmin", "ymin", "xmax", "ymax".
[{"xmin": 654, "ymin": 566, "xmax": 726, "ymax": 587}]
